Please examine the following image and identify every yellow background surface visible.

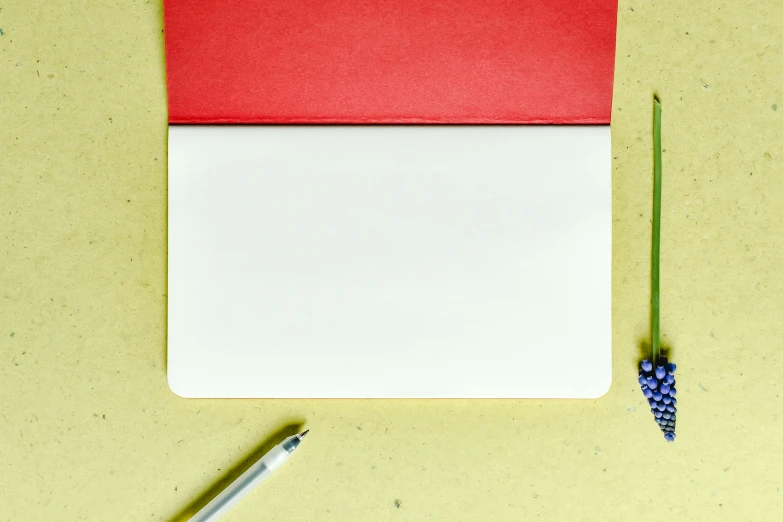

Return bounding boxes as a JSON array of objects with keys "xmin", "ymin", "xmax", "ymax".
[{"xmin": 2, "ymin": 1, "xmax": 782, "ymax": 520}]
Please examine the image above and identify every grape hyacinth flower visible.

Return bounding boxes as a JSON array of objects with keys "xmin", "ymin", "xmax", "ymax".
[
  {"xmin": 638, "ymin": 356, "xmax": 677, "ymax": 440},
  {"xmin": 637, "ymin": 98, "xmax": 678, "ymax": 442}
]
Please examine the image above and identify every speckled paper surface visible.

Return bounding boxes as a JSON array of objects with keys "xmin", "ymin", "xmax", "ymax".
[{"xmin": 1, "ymin": 1, "xmax": 782, "ymax": 520}]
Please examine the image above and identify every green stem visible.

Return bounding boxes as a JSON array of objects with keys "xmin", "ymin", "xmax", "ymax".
[{"xmin": 652, "ymin": 98, "xmax": 662, "ymax": 364}]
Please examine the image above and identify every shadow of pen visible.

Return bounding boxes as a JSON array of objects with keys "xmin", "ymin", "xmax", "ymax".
[{"xmin": 168, "ymin": 421, "xmax": 305, "ymax": 522}]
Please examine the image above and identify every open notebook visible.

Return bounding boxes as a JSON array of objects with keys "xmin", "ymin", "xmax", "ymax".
[{"xmin": 164, "ymin": 0, "xmax": 618, "ymax": 398}]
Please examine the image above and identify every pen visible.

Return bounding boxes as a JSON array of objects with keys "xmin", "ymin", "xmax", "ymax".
[{"xmin": 189, "ymin": 430, "xmax": 309, "ymax": 522}]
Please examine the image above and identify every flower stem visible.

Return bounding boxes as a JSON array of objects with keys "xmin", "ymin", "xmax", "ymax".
[{"xmin": 652, "ymin": 98, "xmax": 662, "ymax": 364}]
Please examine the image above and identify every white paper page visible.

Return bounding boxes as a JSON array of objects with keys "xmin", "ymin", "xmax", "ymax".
[{"xmin": 168, "ymin": 125, "xmax": 611, "ymax": 398}]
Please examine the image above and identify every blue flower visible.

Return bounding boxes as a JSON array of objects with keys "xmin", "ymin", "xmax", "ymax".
[{"xmin": 639, "ymin": 357, "xmax": 677, "ymax": 441}]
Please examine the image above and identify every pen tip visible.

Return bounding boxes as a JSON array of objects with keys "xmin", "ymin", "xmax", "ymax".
[{"xmin": 299, "ymin": 430, "xmax": 309, "ymax": 439}]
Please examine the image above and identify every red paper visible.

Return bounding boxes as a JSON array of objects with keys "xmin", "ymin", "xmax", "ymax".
[{"xmin": 164, "ymin": 0, "xmax": 617, "ymax": 124}]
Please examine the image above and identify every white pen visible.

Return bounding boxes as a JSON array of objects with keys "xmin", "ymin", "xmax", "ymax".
[{"xmin": 189, "ymin": 430, "xmax": 309, "ymax": 522}]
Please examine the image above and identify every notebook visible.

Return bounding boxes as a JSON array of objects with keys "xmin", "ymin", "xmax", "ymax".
[{"xmin": 164, "ymin": 0, "xmax": 618, "ymax": 398}]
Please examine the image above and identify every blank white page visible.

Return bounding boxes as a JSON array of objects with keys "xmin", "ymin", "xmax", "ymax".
[{"xmin": 168, "ymin": 126, "xmax": 611, "ymax": 398}]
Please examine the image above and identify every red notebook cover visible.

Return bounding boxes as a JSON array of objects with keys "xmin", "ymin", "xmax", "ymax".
[{"xmin": 164, "ymin": 0, "xmax": 617, "ymax": 124}]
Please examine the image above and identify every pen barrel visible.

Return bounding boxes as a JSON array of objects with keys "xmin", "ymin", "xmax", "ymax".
[
  {"xmin": 260, "ymin": 444, "xmax": 290, "ymax": 472},
  {"xmin": 189, "ymin": 444, "xmax": 289, "ymax": 522}
]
